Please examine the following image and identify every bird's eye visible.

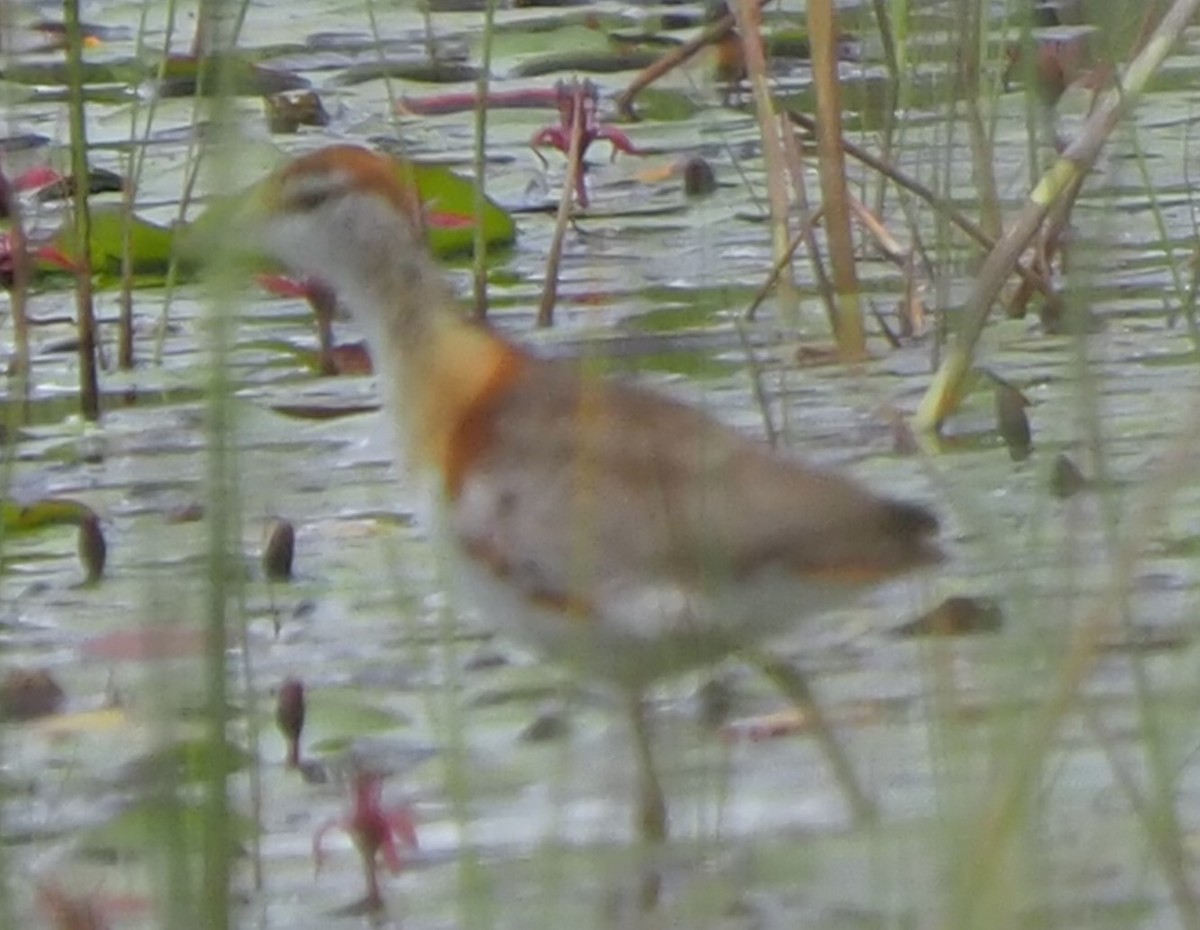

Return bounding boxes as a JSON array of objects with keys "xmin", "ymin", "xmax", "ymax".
[{"xmin": 286, "ymin": 186, "xmax": 328, "ymax": 212}]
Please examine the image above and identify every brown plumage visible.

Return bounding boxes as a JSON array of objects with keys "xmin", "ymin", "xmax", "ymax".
[{"xmin": 248, "ymin": 144, "xmax": 942, "ymax": 870}]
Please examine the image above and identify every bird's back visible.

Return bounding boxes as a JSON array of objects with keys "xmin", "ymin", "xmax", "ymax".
[{"xmin": 439, "ymin": 348, "xmax": 940, "ymax": 687}]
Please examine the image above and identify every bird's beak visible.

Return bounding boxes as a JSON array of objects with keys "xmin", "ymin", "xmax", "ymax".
[
  {"xmin": 177, "ymin": 169, "xmax": 283, "ymax": 276},
  {"xmin": 233, "ymin": 171, "xmax": 283, "ymax": 243}
]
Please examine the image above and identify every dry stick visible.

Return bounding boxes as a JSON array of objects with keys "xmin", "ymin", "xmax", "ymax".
[
  {"xmin": 807, "ymin": 0, "xmax": 864, "ymax": 358},
  {"xmin": 943, "ymin": 404, "xmax": 1200, "ymax": 930},
  {"xmin": 731, "ymin": 318, "xmax": 778, "ymax": 448},
  {"xmin": 735, "ymin": 210, "xmax": 821, "ymax": 447},
  {"xmin": 742, "ymin": 208, "xmax": 823, "ymax": 323},
  {"xmin": 779, "ymin": 118, "xmax": 837, "ymax": 331},
  {"xmin": 915, "ymin": 0, "xmax": 1200, "ymax": 433},
  {"xmin": 64, "ymin": 0, "xmax": 100, "ymax": 421},
  {"xmin": 847, "ymin": 196, "xmax": 922, "ymax": 343},
  {"xmin": 847, "ymin": 196, "xmax": 909, "ymax": 265},
  {"xmin": 787, "ymin": 111, "xmax": 1057, "ymax": 307},
  {"xmin": 1005, "ymin": 169, "xmax": 1086, "ymax": 322},
  {"xmin": 536, "ymin": 87, "xmax": 585, "ymax": 328},
  {"xmin": 735, "ymin": 0, "xmax": 799, "ymax": 329},
  {"xmin": 613, "ymin": 0, "xmax": 770, "ymax": 119}
]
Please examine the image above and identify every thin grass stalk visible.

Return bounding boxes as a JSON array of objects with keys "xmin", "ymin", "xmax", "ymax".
[
  {"xmin": 915, "ymin": 0, "xmax": 1200, "ymax": 432},
  {"xmin": 236, "ymin": 574, "xmax": 263, "ymax": 893},
  {"xmin": 117, "ymin": 0, "xmax": 161, "ymax": 371},
  {"xmin": 806, "ymin": 0, "xmax": 864, "ymax": 356},
  {"xmin": 365, "ymin": 0, "xmax": 405, "ymax": 120},
  {"xmin": 190, "ymin": 0, "xmax": 249, "ymax": 55},
  {"xmin": 741, "ymin": 206, "xmax": 822, "ymax": 324},
  {"xmin": 1079, "ymin": 700, "xmax": 1200, "ymax": 924},
  {"xmin": 614, "ymin": 0, "xmax": 770, "ymax": 119},
  {"xmin": 0, "ymin": 0, "xmax": 30, "ymax": 391},
  {"xmin": 943, "ymin": 404, "xmax": 1200, "ymax": 929},
  {"xmin": 953, "ymin": 0, "xmax": 1001, "ymax": 239},
  {"xmin": 418, "ymin": 0, "xmax": 437, "ymax": 60},
  {"xmin": 1180, "ymin": 129, "xmax": 1200, "ymax": 340},
  {"xmin": 731, "ymin": 315, "xmax": 778, "ymax": 446},
  {"xmin": 787, "ymin": 109, "xmax": 1056, "ymax": 304},
  {"xmin": 117, "ymin": 204, "xmax": 135, "ymax": 369},
  {"xmin": 1006, "ymin": 2, "xmax": 1045, "ymax": 187},
  {"xmin": 226, "ymin": 0, "xmax": 252, "ymax": 45},
  {"xmin": 1124, "ymin": 123, "xmax": 1194, "ymax": 339},
  {"xmin": 1, "ymin": 175, "xmax": 32, "ymax": 399},
  {"xmin": 867, "ymin": 0, "xmax": 902, "ymax": 218},
  {"xmin": 536, "ymin": 89, "xmax": 584, "ymax": 328},
  {"xmin": 1062, "ymin": 248, "xmax": 1200, "ymax": 923},
  {"xmin": 471, "ymin": 0, "xmax": 499, "ymax": 320},
  {"xmin": 733, "ymin": 0, "xmax": 798, "ymax": 329},
  {"xmin": 153, "ymin": 0, "xmax": 199, "ymax": 365},
  {"xmin": 196, "ymin": 5, "xmax": 244, "ymax": 927},
  {"xmin": 63, "ymin": 0, "xmax": 100, "ymax": 420},
  {"xmin": 0, "ymin": 157, "xmax": 12, "ymax": 930},
  {"xmin": 779, "ymin": 123, "xmax": 836, "ymax": 330}
]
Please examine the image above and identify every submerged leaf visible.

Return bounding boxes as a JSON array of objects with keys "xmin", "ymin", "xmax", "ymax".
[{"xmin": 0, "ymin": 668, "xmax": 65, "ymax": 721}]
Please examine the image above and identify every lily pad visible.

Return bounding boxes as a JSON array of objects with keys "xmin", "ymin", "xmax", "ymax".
[
  {"xmin": 82, "ymin": 794, "xmax": 253, "ymax": 861},
  {"xmin": 187, "ymin": 155, "xmax": 515, "ymax": 267},
  {"xmin": 0, "ymin": 59, "xmax": 142, "ymax": 87},
  {"xmin": 629, "ymin": 87, "xmax": 699, "ymax": 122},
  {"xmin": 155, "ymin": 55, "xmax": 309, "ymax": 98},
  {"xmin": 407, "ymin": 161, "xmax": 517, "ymax": 255},
  {"xmin": 47, "ymin": 206, "xmax": 188, "ymax": 286},
  {"xmin": 331, "ymin": 59, "xmax": 479, "ymax": 87},
  {"xmin": 262, "ymin": 686, "xmax": 412, "ymax": 766}
]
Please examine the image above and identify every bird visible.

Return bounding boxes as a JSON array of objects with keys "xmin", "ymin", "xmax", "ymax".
[{"xmin": 244, "ymin": 144, "xmax": 942, "ymax": 888}]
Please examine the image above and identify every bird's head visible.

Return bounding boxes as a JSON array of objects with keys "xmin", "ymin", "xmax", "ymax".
[{"xmin": 246, "ymin": 145, "xmax": 428, "ymax": 303}]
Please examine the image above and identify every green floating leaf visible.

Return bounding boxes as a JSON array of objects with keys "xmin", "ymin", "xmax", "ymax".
[
  {"xmin": 295, "ymin": 688, "xmax": 412, "ymax": 748},
  {"xmin": 82, "ymin": 794, "xmax": 253, "ymax": 861},
  {"xmin": 1, "ymin": 497, "xmax": 96, "ymax": 533},
  {"xmin": 275, "ymin": 688, "xmax": 412, "ymax": 761},
  {"xmin": 49, "ymin": 205, "xmax": 189, "ymax": 286},
  {"xmin": 118, "ymin": 737, "xmax": 253, "ymax": 790},
  {"xmin": 630, "ymin": 87, "xmax": 698, "ymax": 122},
  {"xmin": 407, "ymin": 162, "xmax": 517, "ymax": 256}
]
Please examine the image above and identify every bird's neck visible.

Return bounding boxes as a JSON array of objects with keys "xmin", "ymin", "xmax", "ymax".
[{"xmin": 342, "ymin": 259, "xmax": 526, "ymax": 494}]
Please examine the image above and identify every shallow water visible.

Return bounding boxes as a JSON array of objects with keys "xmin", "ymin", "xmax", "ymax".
[{"xmin": 3, "ymin": 1, "xmax": 1200, "ymax": 928}]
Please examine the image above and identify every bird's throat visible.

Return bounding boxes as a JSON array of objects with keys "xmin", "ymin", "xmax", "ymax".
[{"xmin": 362, "ymin": 287, "xmax": 527, "ymax": 500}]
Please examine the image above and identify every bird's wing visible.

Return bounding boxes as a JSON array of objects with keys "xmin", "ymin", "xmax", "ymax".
[{"xmin": 449, "ymin": 359, "xmax": 939, "ymax": 623}]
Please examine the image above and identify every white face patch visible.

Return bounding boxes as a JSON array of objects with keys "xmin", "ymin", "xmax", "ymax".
[{"xmin": 261, "ymin": 185, "xmax": 414, "ymax": 305}]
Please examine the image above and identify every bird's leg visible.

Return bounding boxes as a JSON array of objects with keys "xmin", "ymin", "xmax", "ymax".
[
  {"xmin": 306, "ymin": 280, "xmax": 339, "ymax": 376},
  {"xmin": 749, "ymin": 652, "xmax": 878, "ymax": 826},
  {"xmin": 627, "ymin": 693, "xmax": 667, "ymax": 843},
  {"xmin": 627, "ymin": 692, "xmax": 665, "ymax": 909}
]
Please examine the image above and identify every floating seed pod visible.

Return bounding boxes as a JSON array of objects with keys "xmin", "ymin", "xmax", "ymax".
[{"xmin": 262, "ymin": 518, "xmax": 295, "ymax": 581}]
